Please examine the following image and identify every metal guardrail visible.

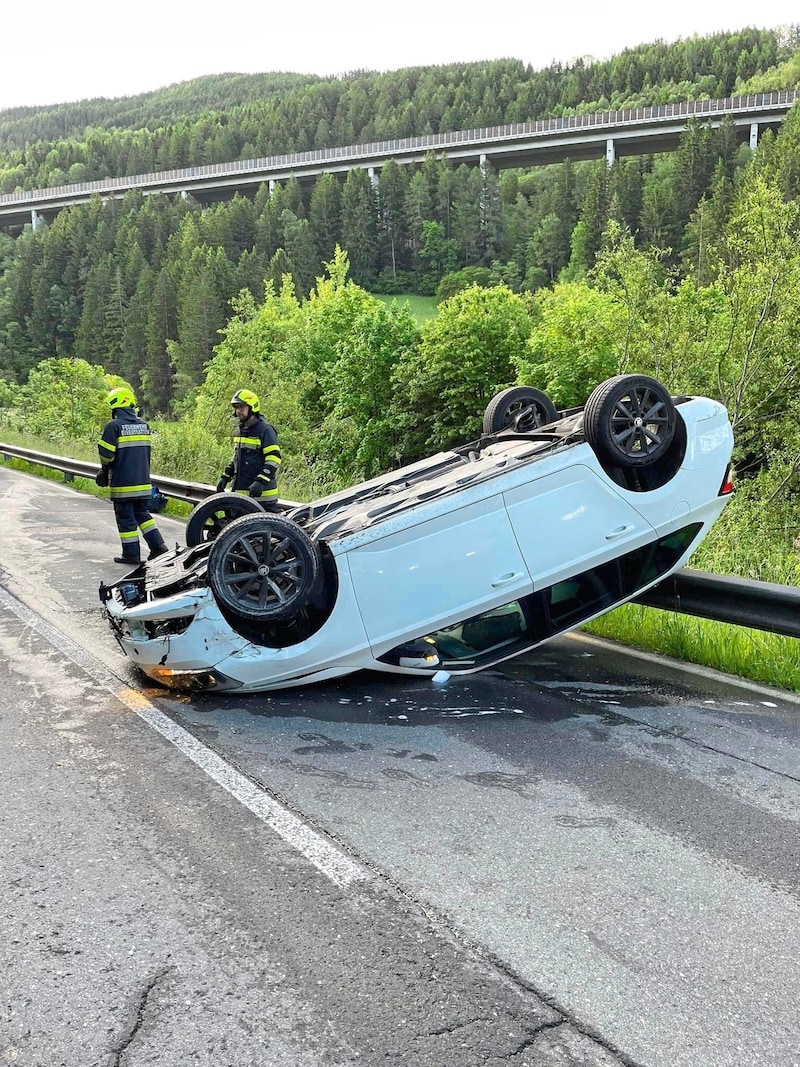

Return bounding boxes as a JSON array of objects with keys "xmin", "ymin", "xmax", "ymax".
[
  {"xmin": 1, "ymin": 440, "xmax": 797, "ymax": 640},
  {"xmin": 0, "ymin": 442, "xmax": 214, "ymax": 505},
  {"xmin": 634, "ymin": 569, "xmax": 800, "ymax": 639},
  {"xmin": 0, "ymin": 91, "xmax": 797, "ymax": 225},
  {"xmin": 0, "ymin": 90, "xmax": 797, "ymax": 210}
]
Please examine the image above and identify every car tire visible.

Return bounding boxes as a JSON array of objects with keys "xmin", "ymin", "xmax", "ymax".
[
  {"xmin": 185, "ymin": 492, "xmax": 263, "ymax": 547},
  {"xmin": 483, "ymin": 386, "xmax": 559, "ymax": 435},
  {"xmin": 584, "ymin": 374, "xmax": 677, "ymax": 468},
  {"xmin": 207, "ymin": 514, "xmax": 321, "ymax": 622}
]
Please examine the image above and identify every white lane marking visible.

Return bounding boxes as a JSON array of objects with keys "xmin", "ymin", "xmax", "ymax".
[{"xmin": 0, "ymin": 585, "xmax": 368, "ymax": 889}]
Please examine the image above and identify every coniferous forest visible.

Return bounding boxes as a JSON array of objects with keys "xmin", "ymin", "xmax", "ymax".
[{"xmin": 1, "ymin": 26, "xmax": 800, "ymax": 641}]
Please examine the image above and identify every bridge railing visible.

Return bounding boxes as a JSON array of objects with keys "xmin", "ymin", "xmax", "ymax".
[
  {"xmin": 2, "ymin": 441, "xmax": 798, "ymax": 640},
  {"xmin": 1, "ymin": 90, "xmax": 797, "ymax": 208}
]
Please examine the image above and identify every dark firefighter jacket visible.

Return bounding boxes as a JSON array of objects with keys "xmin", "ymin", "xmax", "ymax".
[
  {"xmin": 225, "ymin": 413, "xmax": 282, "ymax": 501},
  {"xmin": 98, "ymin": 406, "xmax": 153, "ymax": 500}
]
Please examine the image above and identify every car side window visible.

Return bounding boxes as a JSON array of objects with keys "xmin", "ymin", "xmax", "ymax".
[
  {"xmin": 547, "ymin": 523, "xmax": 702, "ymax": 635},
  {"xmin": 382, "ymin": 523, "xmax": 703, "ymax": 671}
]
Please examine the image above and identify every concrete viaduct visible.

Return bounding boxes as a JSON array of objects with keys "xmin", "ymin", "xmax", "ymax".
[{"xmin": 0, "ymin": 90, "xmax": 796, "ymax": 232}]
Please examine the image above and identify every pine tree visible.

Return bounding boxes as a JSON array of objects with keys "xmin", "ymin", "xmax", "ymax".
[
  {"xmin": 477, "ymin": 160, "xmax": 503, "ymax": 264},
  {"xmin": 142, "ymin": 263, "xmax": 179, "ymax": 414},
  {"xmin": 377, "ymin": 158, "xmax": 410, "ymax": 282},
  {"xmin": 172, "ymin": 245, "xmax": 234, "ymax": 401},
  {"xmin": 340, "ymin": 168, "xmax": 379, "ymax": 287},
  {"xmin": 451, "ymin": 165, "xmax": 482, "ymax": 266},
  {"xmin": 309, "ymin": 173, "xmax": 342, "ymax": 264}
]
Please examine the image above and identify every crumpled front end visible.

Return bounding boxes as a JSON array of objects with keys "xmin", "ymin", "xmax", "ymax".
[{"xmin": 100, "ymin": 551, "xmax": 248, "ymax": 691}]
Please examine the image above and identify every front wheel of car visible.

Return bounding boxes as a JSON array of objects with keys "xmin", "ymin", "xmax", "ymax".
[
  {"xmin": 185, "ymin": 492, "xmax": 263, "ymax": 547},
  {"xmin": 483, "ymin": 386, "xmax": 559, "ymax": 435},
  {"xmin": 584, "ymin": 374, "xmax": 676, "ymax": 468},
  {"xmin": 207, "ymin": 514, "xmax": 321, "ymax": 622}
]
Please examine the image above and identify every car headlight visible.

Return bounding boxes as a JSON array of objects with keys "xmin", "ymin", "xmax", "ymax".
[{"xmin": 146, "ymin": 667, "xmax": 241, "ymax": 691}]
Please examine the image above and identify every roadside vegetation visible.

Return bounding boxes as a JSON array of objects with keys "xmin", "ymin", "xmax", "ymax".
[
  {"xmin": 374, "ymin": 295, "xmax": 438, "ymax": 323},
  {"xmin": 0, "ymin": 29, "xmax": 799, "ymax": 691},
  {"xmin": 584, "ymin": 606, "xmax": 800, "ymax": 694}
]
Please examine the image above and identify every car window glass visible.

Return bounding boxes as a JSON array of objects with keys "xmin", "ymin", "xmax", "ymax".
[{"xmin": 380, "ymin": 523, "xmax": 703, "ymax": 672}]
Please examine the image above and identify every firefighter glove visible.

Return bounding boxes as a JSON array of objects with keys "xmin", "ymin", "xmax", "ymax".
[
  {"xmin": 215, "ymin": 477, "xmax": 229, "ymax": 493},
  {"xmin": 95, "ymin": 467, "xmax": 109, "ymax": 487},
  {"xmin": 248, "ymin": 481, "xmax": 264, "ymax": 498}
]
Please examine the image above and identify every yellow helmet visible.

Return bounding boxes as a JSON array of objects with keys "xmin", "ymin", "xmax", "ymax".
[
  {"xmin": 107, "ymin": 386, "xmax": 136, "ymax": 409},
  {"xmin": 230, "ymin": 388, "xmax": 260, "ymax": 413}
]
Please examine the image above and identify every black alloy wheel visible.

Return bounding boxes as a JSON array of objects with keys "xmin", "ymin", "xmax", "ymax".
[
  {"xmin": 185, "ymin": 492, "xmax": 263, "ymax": 547},
  {"xmin": 207, "ymin": 514, "xmax": 321, "ymax": 622},
  {"xmin": 583, "ymin": 374, "xmax": 677, "ymax": 467},
  {"xmin": 483, "ymin": 386, "xmax": 559, "ymax": 435}
]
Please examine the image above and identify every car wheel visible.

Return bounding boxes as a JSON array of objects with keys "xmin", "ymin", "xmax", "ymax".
[
  {"xmin": 584, "ymin": 374, "xmax": 677, "ymax": 467},
  {"xmin": 207, "ymin": 514, "xmax": 321, "ymax": 622},
  {"xmin": 483, "ymin": 386, "xmax": 559, "ymax": 435},
  {"xmin": 185, "ymin": 492, "xmax": 263, "ymax": 547}
]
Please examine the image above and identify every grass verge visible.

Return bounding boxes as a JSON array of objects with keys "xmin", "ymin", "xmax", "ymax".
[{"xmin": 583, "ymin": 603, "xmax": 800, "ymax": 694}]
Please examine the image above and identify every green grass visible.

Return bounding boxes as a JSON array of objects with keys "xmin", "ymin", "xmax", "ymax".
[
  {"xmin": 584, "ymin": 603, "xmax": 800, "ymax": 694},
  {"xmin": 374, "ymin": 294, "xmax": 438, "ymax": 323}
]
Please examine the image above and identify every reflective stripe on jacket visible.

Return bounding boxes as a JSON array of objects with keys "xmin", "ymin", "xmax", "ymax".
[
  {"xmin": 227, "ymin": 414, "xmax": 281, "ymax": 497},
  {"xmin": 98, "ymin": 406, "xmax": 153, "ymax": 500}
]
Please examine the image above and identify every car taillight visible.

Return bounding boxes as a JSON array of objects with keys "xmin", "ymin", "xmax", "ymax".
[{"xmin": 719, "ymin": 465, "xmax": 734, "ymax": 496}]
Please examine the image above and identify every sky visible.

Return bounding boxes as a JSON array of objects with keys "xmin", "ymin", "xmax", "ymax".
[{"xmin": 1, "ymin": 1, "xmax": 798, "ymax": 112}]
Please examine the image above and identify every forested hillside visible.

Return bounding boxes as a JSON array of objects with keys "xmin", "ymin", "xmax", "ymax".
[{"xmin": 0, "ymin": 29, "xmax": 796, "ymax": 191}]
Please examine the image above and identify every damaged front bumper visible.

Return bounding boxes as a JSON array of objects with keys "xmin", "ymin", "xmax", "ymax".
[{"xmin": 99, "ymin": 561, "xmax": 244, "ymax": 691}]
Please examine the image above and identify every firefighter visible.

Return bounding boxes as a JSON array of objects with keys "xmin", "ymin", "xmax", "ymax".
[
  {"xmin": 216, "ymin": 389, "xmax": 282, "ymax": 512},
  {"xmin": 97, "ymin": 387, "xmax": 169, "ymax": 565}
]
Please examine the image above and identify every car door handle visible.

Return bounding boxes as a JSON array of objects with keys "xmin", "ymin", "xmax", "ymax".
[
  {"xmin": 491, "ymin": 572, "xmax": 524, "ymax": 587},
  {"xmin": 605, "ymin": 524, "xmax": 635, "ymax": 540}
]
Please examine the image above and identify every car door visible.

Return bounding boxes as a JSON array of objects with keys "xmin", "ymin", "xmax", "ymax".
[
  {"xmin": 503, "ymin": 463, "xmax": 658, "ymax": 587},
  {"xmin": 347, "ymin": 494, "xmax": 533, "ymax": 656}
]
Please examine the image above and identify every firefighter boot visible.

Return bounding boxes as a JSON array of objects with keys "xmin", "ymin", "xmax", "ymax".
[
  {"xmin": 144, "ymin": 529, "xmax": 169, "ymax": 561},
  {"xmin": 114, "ymin": 531, "xmax": 141, "ymax": 565}
]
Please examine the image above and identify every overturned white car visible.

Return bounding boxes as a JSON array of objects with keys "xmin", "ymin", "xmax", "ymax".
[{"xmin": 100, "ymin": 375, "xmax": 734, "ymax": 693}]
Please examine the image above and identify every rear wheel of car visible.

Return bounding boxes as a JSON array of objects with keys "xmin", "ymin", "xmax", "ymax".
[
  {"xmin": 185, "ymin": 492, "xmax": 263, "ymax": 547},
  {"xmin": 584, "ymin": 374, "xmax": 676, "ymax": 468},
  {"xmin": 483, "ymin": 386, "xmax": 559, "ymax": 435},
  {"xmin": 207, "ymin": 514, "xmax": 321, "ymax": 622}
]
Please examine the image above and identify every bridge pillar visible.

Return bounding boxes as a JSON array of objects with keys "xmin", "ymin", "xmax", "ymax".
[
  {"xmin": 31, "ymin": 208, "xmax": 43, "ymax": 231},
  {"xmin": 368, "ymin": 166, "xmax": 378, "ymax": 188},
  {"xmin": 269, "ymin": 179, "xmax": 276, "ymax": 195},
  {"xmin": 750, "ymin": 122, "xmax": 759, "ymax": 150},
  {"xmin": 606, "ymin": 138, "xmax": 616, "ymax": 167}
]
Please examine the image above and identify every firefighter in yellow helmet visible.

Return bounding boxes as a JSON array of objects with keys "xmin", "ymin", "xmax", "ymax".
[
  {"xmin": 97, "ymin": 387, "xmax": 168, "ymax": 565},
  {"xmin": 216, "ymin": 389, "xmax": 282, "ymax": 512}
]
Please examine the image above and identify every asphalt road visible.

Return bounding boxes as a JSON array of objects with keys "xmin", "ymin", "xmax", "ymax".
[{"xmin": 1, "ymin": 465, "xmax": 798, "ymax": 1067}]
